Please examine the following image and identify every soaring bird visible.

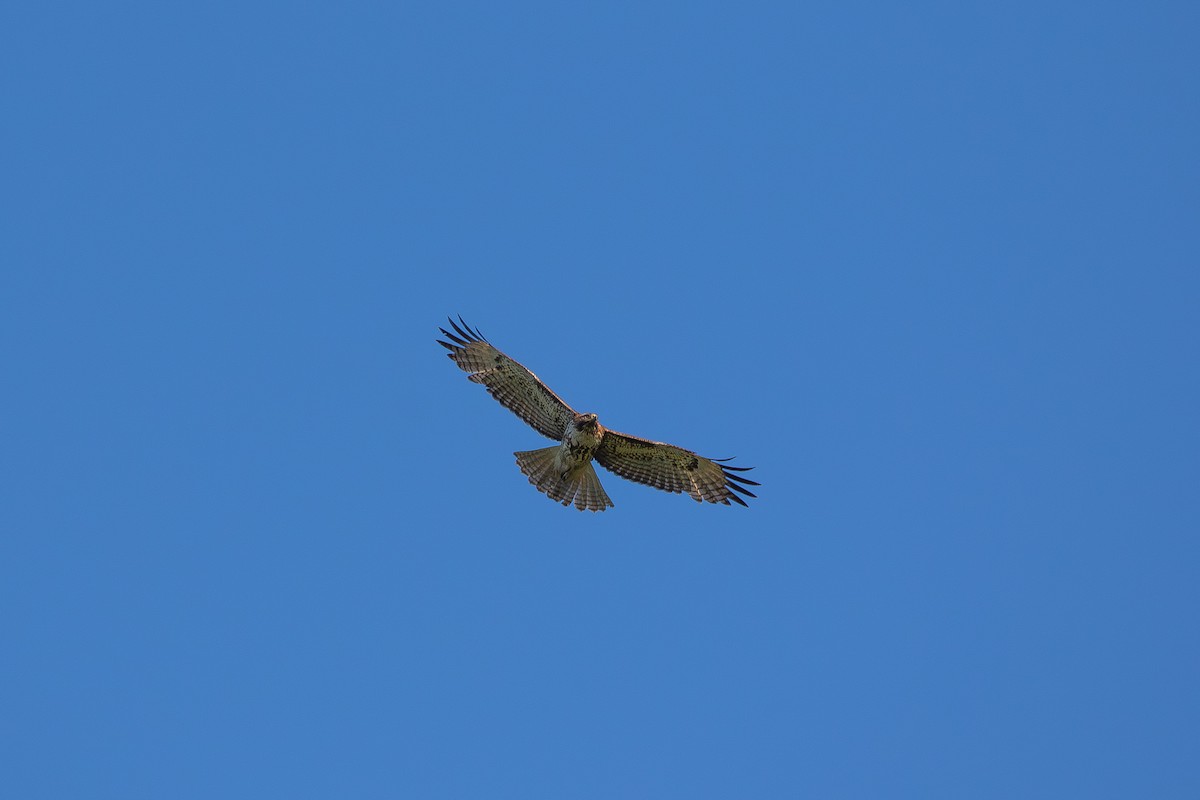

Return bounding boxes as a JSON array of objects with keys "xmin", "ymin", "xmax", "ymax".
[{"xmin": 437, "ymin": 317, "xmax": 758, "ymax": 512}]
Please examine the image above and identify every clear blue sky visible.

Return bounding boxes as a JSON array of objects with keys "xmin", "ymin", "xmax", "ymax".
[{"xmin": 3, "ymin": 2, "xmax": 1198, "ymax": 797}]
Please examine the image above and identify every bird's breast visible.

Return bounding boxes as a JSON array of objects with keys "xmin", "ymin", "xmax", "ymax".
[{"xmin": 562, "ymin": 423, "xmax": 601, "ymax": 464}]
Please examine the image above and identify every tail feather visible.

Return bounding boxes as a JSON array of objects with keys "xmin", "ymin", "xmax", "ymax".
[{"xmin": 514, "ymin": 447, "xmax": 614, "ymax": 512}]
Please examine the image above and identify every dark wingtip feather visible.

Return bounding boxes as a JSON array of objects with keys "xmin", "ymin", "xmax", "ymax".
[
  {"xmin": 457, "ymin": 315, "xmax": 487, "ymax": 342},
  {"xmin": 447, "ymin": 317, "xmax": 473, "ymax": 342},
  {"xmin": 708, "ymin": 456, "xmax": 758, "ymax": 507},
  {"xmin": 725, "ymin": 472, "xmax": 760, "ymax": 487},
  {"xmin": 449, "ymin": 315, "xmax": 487, "ymax": 344},
  {"xmin": 728, "ymin": 482, "xmax": 757, "ymax": 498},
  {"xmin": 439, "ymin": 326, "xmax": 469, "ymax": 346}
]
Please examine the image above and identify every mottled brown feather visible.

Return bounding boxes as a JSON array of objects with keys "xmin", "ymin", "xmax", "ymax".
[
  {"xmin": 594, "ymin": 431, "xmax": 758, "ymax": 506},
  {"xmin": 437, "ymin": 317, "xmax": 576, "ymax": 441}
]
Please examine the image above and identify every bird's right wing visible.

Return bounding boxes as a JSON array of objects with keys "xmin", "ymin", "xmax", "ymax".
[{"xmin": 437, "ymin": 316, "xmax": 576, "ymax": 441}]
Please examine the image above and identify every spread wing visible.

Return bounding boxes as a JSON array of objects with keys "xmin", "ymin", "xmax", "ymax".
[
  {"xmin": 594, "ymin": 431, "xmax": 759, "ymax": 506},
  {"xmin": 437, "ymin": 316, "xmax": 576, "ymax": 440}
]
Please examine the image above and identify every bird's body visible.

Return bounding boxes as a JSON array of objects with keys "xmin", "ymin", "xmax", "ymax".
[
  {"xmin": 437, "ymin": 317, "xmax": 757, "ymax": 512},
  {"xmin": 564, "ymin": 413, "xmax": 604, "ymax": 461},
  {"xmin": 512, "ymin": 413, "xmax": 614, "ymax": 511}
]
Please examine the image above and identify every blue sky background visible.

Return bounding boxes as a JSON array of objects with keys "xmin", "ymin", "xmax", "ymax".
[{"xmin": 3, "ymin": 1, "xmax": 1198, "ymax": 797}]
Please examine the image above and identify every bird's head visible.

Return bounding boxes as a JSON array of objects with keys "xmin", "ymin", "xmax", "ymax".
[{"xmin": 574, "ymin": 412, "xmax": 599, "ymax": 431}]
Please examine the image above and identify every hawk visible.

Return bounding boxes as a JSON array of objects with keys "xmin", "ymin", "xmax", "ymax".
[{"xmin": 437, "ymin": 316, "xmax": 758, "ymax": 512}]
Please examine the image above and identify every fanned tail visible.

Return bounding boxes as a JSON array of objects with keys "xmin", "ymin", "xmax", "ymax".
[{"xmin": 514, "ymin": 447, "xmax": 614, "ymax": 512}]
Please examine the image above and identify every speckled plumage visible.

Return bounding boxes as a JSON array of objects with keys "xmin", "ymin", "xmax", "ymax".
[{"xmin": 438, "ymin": 316, "xmax": 758, "ymax": 512}]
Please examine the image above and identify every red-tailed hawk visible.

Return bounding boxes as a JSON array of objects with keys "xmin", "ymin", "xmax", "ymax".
[{"xmin": 437, "ymin": 316, "xmax": 758, "ymax": 512}]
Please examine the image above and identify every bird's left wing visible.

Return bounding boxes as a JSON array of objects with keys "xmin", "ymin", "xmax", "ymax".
[
  {"xmin": 594, "ymin": 430, "xmax": 758, "ymax": 506},
  {"xmin": 437, "ymin": 316, "xmax": 576, "ymax": 441}
]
